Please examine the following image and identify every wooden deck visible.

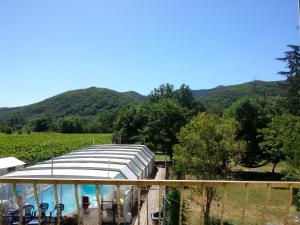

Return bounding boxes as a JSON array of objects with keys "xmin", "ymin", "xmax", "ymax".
[
  {"xmin": 81, "ymin": 167, "xmax": 166, "ymax": 225},
  {"xmin": 82, "ymin": 208, "xmax": 99, "ymax": 225},
  {"xmin": 133, "ymin": 167, "xmax": 166, "ymax": 225}
]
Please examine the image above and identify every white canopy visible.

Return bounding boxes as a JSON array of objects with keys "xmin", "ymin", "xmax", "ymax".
[
  {"xmin": 0, "ymin": 157, "xmax": 25, "ymax": 170},
  {"xmin": 4, "ymin": 144, "xmax": 154, "ymax": 180}
]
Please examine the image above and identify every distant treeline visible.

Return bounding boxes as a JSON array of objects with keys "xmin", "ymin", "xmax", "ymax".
[
  {"xmin": 0, "ymin": 80, "xmax": 285, "ymax": 134},
  {"xmin": 0, "ymin": 109, "xmax": 118, "ymax": 134}
]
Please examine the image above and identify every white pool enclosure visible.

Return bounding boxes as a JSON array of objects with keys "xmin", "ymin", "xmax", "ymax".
[{"xmin": 1, "ymin": 144, "xmax": 155, "ymax": 223}]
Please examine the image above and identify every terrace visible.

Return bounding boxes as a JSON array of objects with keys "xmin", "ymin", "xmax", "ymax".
[
  {"xmin": 0, "ymin": 178, "xmax": 300, "ymax": 225},
  {"xmin": 0, "ymin": 145, "xmax": 299, "ymax": 225}
]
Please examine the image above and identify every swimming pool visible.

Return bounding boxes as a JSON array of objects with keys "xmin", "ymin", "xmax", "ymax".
[{"xmin": 25, "ymin": 184, "xmax": 113, "ymax": 215}]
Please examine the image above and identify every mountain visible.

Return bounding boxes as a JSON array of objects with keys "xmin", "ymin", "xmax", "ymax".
[
  {"xmin": 0, "ymin": 87, "xmax": 147, "ymax": 123},
  {"xmin": 0, "ymin": 80, "xmax": 285, "ymax": 124},
  {"xmin": 194, "ymin": 80, "xmax": 286, "ymax": 113}
]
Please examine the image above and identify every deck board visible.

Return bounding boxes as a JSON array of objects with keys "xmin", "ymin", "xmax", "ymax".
[{"xmin": 133, "ymin": 167, "xmax": 166, "ymax": 225}]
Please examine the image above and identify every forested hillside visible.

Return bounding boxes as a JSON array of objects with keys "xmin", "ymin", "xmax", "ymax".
[
  {"xmin": 195, "ymin": 80, "xmax": 286, "ymax": 113},
  {"xmin": 0, "ymin": 80, "xmax": 285, "ymax": 133},
  {"xmin": 0, "ymin": 87, "xmax": 146, "ymax": 121}
]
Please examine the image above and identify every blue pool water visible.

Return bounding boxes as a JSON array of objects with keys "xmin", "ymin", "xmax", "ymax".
[{"xmin": 25, "ymin": 184, "xmax": 113, "ymax": 215}]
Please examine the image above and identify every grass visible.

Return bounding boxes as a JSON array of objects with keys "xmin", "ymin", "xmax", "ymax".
[
  {"xmin": 233, "ymin": 162, "xmax": 287, "ymax": 174},
  {"xmin": 184, "ymin": 186, "xmax": 299, "ymax": 225},
  {"xmin": 155, "ymin": 152, "xmax": 171, "ymax": 162},
  {"xmin": 176, "ymin": 163, "xmax": 299, "ymax": 224},
  {"xmin": 0, "ymin": 132, "xmax": 112, "ymax": 164}
]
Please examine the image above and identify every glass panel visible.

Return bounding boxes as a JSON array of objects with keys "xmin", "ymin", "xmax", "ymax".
[
  {"xmin": 135, "ymin": 154, "xmax": 147, "ymax": 166},
  {"xmin": 128, "ymin": 161, "xmax": 142, "ymax": 177}
]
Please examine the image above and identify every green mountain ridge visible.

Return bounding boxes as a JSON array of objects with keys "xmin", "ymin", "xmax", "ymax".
[
  {"xmin": 0, "ymin": 87, "xmax": 147, "ymax": 123},
  {"xmin": 193, "ymin": 80, "xmax": 286, "ymax": 113},
  {"xmin": 0, "ymin": 80, "xmax": 285, "ymax": 123}
]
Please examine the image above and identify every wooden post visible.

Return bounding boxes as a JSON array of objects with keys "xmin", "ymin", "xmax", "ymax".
[
  {"xmin": 221, "ymin": 184, "xmax": 228, "ymax": 225},
  {"xmin": 241, "ymin": 183, "xmax": 249, "ymax": 225},
  {"xmin": 0, "ymin": 183, "xmax": 3, "ymax": 225},
  {"xmin": 33, "ymin": 184, "xmax": 42, "ymax": 225},
  {"xmin": 137, "ymin": 186, "xmax": 141, "ymax": 225},
  {"xmin": 260, "ymin": 184, "xmax": 271, "ymax": 224},
  {"xmin": 53, "ymin": 183, "xmax": 61, "ymax": 225},
  {"xmin": 74, "ymin": 184, "xmax": 81, "ymax": 225},
  {"xmin": 283, "ymin": 184, "xmax": 293, "ymax": 225},
  {"xmin": 146, "ymin": 187, "xmax": 149, "ymax": 225},
  {"xmin": 158, "ymin": 185, "xmax": 162, "ymax": 225},
  {"xmin": 179, "ymin": 186, "xmax": 184, "ymax": 225},
  {"xmin": 200, "ymin": 187, "xmax": 206, "ymax": 225},
  {"xmin": 95, "ymin": 183, "xmax": 102, "ymax": 225},
  {"xmin": 0, "ymin": 185, "xmax": 3, "ymax": 225},
  {"xmin": 13, "ymin": 183, "xmax": 23, "ymax": 225},
  {"xmin": 116, "ymin": 184, "xmax": 121, "ymax": 225}
]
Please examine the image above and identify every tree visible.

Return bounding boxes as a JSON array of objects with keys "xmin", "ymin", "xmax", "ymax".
[
  {"xmin": 149, "ymin": 83, "xmax": 205, "ymax": 113},
  {"xmin": 97, "ymin": 109, "xmax": 119, "ymax": 133},
  {"xmin": 290, "ymin": 122, "xmax": 300, "ymax": 169},
  {"xmin": 263, "ymin": 96, "xmax": 289, "ymax": 118},
  {"xmin": 58, "ymin": 117, "xmax": 83, "ymax": 133},
  {"xmin": 277, "ymin": 45, "xmax": 300, "ymax": 115},
  {"xmin": 113, "ymin": 99, "xmax": 190, "ymax": 159},
  {"xmin": 32, "ymin": 117, "xmax": 51, "ymax": 132},
  {"xmin": 166, "ymin": 188, "xmax": 181, "ymax": 225},
  {"xmin": 149, "ymin": 83, "xmax": 175, "ymax": 103},
  {"xmin": 173, "ymin": 113, "xmax": 244, "ymax": 223},
  {"xmin": 224, "ymin": 97, "xmax": 268, "ymax": 167},
  {"xmin": 175, "ymin": 84, "xmax": 205, "ymax": 112},
  {"xmin": 140, "ymin": 99, "xmax": 189, "ymax": 159},
  {"xmin": 113, "ymin": 104, "xmax": 149, "ymax": 144},
  {"xmin": 258, "ymin": 115, "xmax": 299, "ymax": 173},
  {"xmin": 283, "ymin": 122, "xmax": 300, "ymax": 210}
]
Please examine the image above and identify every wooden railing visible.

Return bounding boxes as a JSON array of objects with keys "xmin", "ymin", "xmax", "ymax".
[{"xmin": 0, "ymin": 178, "xmax": 299, "ymax": 225}]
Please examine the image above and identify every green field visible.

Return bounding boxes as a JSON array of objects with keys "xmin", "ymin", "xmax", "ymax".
[{"xmin": 0, "ymin": 132, "xmax": 112, "ymax": 165}]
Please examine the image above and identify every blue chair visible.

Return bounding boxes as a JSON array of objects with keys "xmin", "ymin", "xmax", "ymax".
[
  {"xmin": 49, "ymin": 204, "xmax": 64, "ymax": 224},
  {"xmin": 22, "ymin": 205, "xmax": 34, "ymax": 224},
  {"xmin": 4, "ymin": 206, "xmax": 34, "ymax": 225},
  {"xmin": 28, "ymin": 203, "xmax": 49, "ymax": 225},
  {"xmin": 3, "ymin": 209, "xmax": 14, "ymax": 225},
  {"xmin": 10, "ymin": 210, "xmax": 21, "ymax": 225}
]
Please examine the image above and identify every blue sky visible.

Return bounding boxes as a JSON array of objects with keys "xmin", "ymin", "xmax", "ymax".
[{"xmin": 0, "ymin": 0, "xmax": 299, "ymax": 107}]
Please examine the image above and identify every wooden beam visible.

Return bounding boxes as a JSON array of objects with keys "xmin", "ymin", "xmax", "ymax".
[
  {"xmin": 33, "ymin": 184, "xmax": 42, "ymax": 225},
  {"xmin": 116, "ymin": 184, "xmax": 121, "ymax": 225},
  {"xmin": 95, "ymin": 183, "xmax": 102, "ymax": 225},
  {"xmin": 12, "ymin": 183, "xmax": 23, "ymax": 225},
  {"xmin": 137, "ymin": 186, "xmax": 141, "ymax": 225},
  {"xmin": 53, "ymin": 183, "xmax": 61, "ymax": 225},
  {"xmin": 0, "ymin": 178, "xmax": 299, "ymax": 189},
  {"xmin": 74, "ymin": 183, "xmax": 81, "ymax": 225},
  {"xmin": 179, "ymin": 186, "xmax": 184, "ymax": 225},
  {"xmin": 241, "ymin": 183, "xmax": 249, "ymax": 225},
  {"xmin": 220, "ymin": 184, "xmax": 228, "ymax": 225}
]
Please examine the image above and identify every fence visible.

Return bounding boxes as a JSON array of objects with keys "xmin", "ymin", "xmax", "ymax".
[{"xmin": 0, "ymin": 178, "xmax": 299, "ymax": 225}]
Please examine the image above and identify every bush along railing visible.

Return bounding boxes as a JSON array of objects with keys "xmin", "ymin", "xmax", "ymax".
[{"xmin": 0, "ymin": 179, "xmax": 299, "ymax": 225}]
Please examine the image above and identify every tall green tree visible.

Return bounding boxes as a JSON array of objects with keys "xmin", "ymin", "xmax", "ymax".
[
  {"xmin": 149, "ymin": 83, "xmax": 205, "ymax": 113},
  {"xmin": 258, "ymin": 115, "xmax": 299, "ymax": 173},
  {"xmin": 173, "ymin": 113, "xmax": 244, "ymax": 223},
  {"xmin": 277, "ymin": 45, "xmax": 300, "ymax": 115},
  {"xmin": 149, "ymin": 83, "xmax": 175, "ymax": 103},
  {"xmin": 175, "ymin": 84, "xmax": 205, "ymax": 111},
  {"xmin": 113, "ymin": 104, "xmax": 148, "ymax": 143},
  {"xmin": 32, "ymin": 117, "xmax": 52, "ymax": 132},
  {"xmin": 113, "ymin": 99, "xmax": 190, "ymax": 159},
  {"xmin": 224, "ymin": 97, "xmax": 268, "ymax": 167},
  {"xmin": 288, "ymin": 122, "xmax": 300, "ymax": 170},
  {"xmin": 140, "ymin": 99, "xmax": 190, "ymax": 159}
]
